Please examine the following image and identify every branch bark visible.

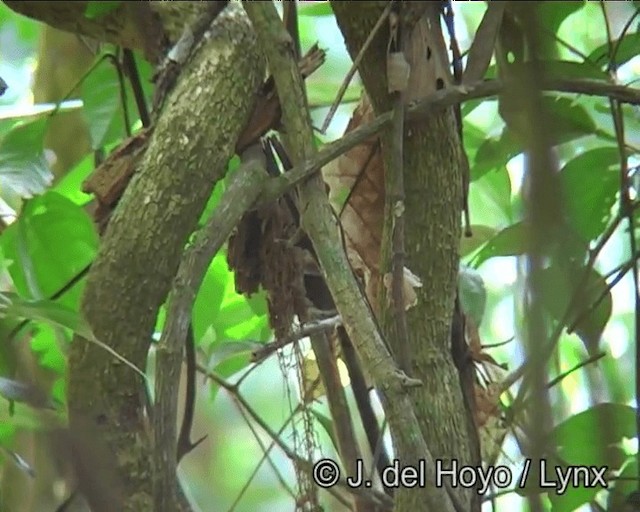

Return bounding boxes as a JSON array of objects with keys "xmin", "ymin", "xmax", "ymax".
[
  {"xmin": 244, "ymin": 4, "xmax": 459, "ymax": 512},
  {"xmin": 2, "ymin": 1, "xmax": 226, "ymax": 62},
  {"xmin": 66, "ymin": 4, "xmax": 265, "ymax": 511},
  {"xmin": 332, "ymin": 3, "xmax": 478, "ymax": 511}
]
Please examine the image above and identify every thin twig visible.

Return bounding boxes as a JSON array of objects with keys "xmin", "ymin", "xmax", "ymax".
[
  {"xmin": 153, "ymin": 147, "xmax": 268, "ymax": 511},
  {"xmin": 197, "ymin": 363, "xmax": 393, "ymax": 510},
  {"xmin": 251, "ymin": 315, "xmax": 342, "ymax": 363},
  {"xmin": 319, "ymin": 1, "xmax": 393, "ymax": 133},
  {"xmin": 264, "ymin": 77, "xmax": 640, "ymax": 207},
  {"xmin": 387, "ymin": 12, "xmax": 411, "ymax": 374}
]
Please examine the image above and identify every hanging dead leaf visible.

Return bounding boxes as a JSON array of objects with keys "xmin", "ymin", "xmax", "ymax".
[
  {"xmin": 387, "ymin": 52, "xmax": 410, "ymax": 93},
  {"xmin": 82, "ymin": 128, "xmax": 151, "ymax": 207},
  {"xmin": 322, "ymin": 95, "xmax": 422, "ymax": 311},
  {"xmin": 82, "ymin": 127, "xmax": 152, "ymax": 232}
]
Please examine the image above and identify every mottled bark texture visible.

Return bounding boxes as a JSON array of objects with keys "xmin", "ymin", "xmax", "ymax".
[
  {"xmin": 62, "ymin": 4, "xmax": 263, "ymax": 511},
  {"xmin": 332, "ymin": 3, "xmax": 480, "ymax": 511}
]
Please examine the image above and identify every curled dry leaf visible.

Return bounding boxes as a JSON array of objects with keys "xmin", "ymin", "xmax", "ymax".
[
  {"xmin": 322, "ymin": 94, "xmax": 422, "ymax": 312},
  {"xmin": 82, "ymin": 127, "xmax": 152, "ymax": 233}
]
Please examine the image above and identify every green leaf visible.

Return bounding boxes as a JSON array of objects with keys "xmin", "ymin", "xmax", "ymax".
[
  {"xmin": 309, "ymin": 408, "xmax": 339, "ymax": 453},
  {"xmin": 537, "ymin": 1, "xmax": 585, "ymax": 33},
  {"xmin": 560, "ymin": 147, "xmax": 619, "ymax": 241},
  {"xmin": 52, "ymin": 153, "xmax": 95, "ymax": 206},
  {"xmin": 81, "ymin": 56, "xmax": 123, "ymax": 149},
  {"xmin": 84, "ymin": 1, "xmax": 121, "ymax": 19},
  {"xmin": 0, "ymin": 192, "xmax": 97, "ymax": 298},
  {"xmin": 193, "ymin": 252, "xmax": 230, "ymax": 342},
  {"xmin": 552, "ymin": 403, "xmax": 634, "ymax": 468},
  {"xmin": 0, "ymin": 118, "xmax": 53, "ymax": 199},
  {"xmin": 458, "ymin": 265, "xmax": 487, "ymax": 326},
  {"xmin": 206, "ymin": 340, "xmax": 263, "ymax": 370},
  {"xmin": 472, "ymin": 222, "xmax": 528, "ymax": 267},
  {"xmin": 538, "ymin": 263, "xmax": 612, "ymax": 354},
  {"xmin": 2, "ymin": 293, "xmax": 94, "ymax": 340},
  {"xmin": 472, "ymin": 129, "xmax": 520, "ymax": 181},
  {"xmin": 2, "ymin": 292, "xmax": 145, "ymax": 379},
  {"xmin": 460, "ymin": 225, "xmax": 497, "ymax": 258},
  {"xmin": 588, "ymin": 30, "xmax": 640, "ymax": 69},
  {"xmin": 298, "ymin": 2, "xmax": 333, "ymax": 16},
  {"xmin": 539, "ymin": 60, "xmax": 608, "ymax": 80},
  {"xmin": 544, "ymin": 96, "xmax": 597, "ymax": 145},
  {"xmin": 468, "ymin": 166, "xmax": 512, "ymax": 227}
]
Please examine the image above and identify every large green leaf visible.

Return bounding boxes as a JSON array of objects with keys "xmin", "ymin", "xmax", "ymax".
[
  {"xmin": 81, "ymin": 54, "xmax": 142, "ymax": 150},
  {"xmin": 538, "ymin": 263, "xmax": 612, "ymax": 354},
  {"xmin": 298, "ymin": 2, "xmax": 333, "ymax": 16},
  {"xmin": 537, "ymin": 1, "xmax": 585, "ymax": 34},
  {"xmin": 559, "ymin": 146, "xmax": 619, "ymax": 241},
  {"xmin": 471, "ymin": 222, "xmax": 528, "ymax": 267},
  {"xmin": 472, "ymin": 129, "xmax": 519, "ymax": 181},
  {"xmin": 468, "ymin": 166, "xmax": 513, "ymax": 227},
  {"xmin": 81, "ymin": 56, "xmax": 122, "ymax": 149},
  {"xmin": 2, "ymin": 293, "xmax": 94, "ymax": 340},
  {"xmin": 0, "ymin": 192, "xmax": 97, "ymax": 298},
  {"xmin": 588, "ymin": 29, "xmax": 640, "ymax": 69},
  {"xmin": 544, "ymin": 96, "xmax": 597, "ymax": 145},
  {"xmin": 518, "ymin": 403, "xmax": 633, "ymax": 508},
  {"xmin": 535, "ymin": 2, "xmax": 586, "ymax": 59},
  {"xmin": 193, "ymin": 251, "xmax": 231, "ymax": 343},
  {"xmin": 552, "ymin": 403, "xmax": 634, "ymax": 468},
  {"xmin": 0, "ymin": 118, "xmax": 53, "ymax": 200}
]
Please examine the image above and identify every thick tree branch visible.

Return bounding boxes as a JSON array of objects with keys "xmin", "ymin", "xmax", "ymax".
[
  {"xmin": 153, "ymin": 146, "xmax": 268, "ymax": 512},
  {"xmin": 243, "ymin": 4, "xmax": 459, "ymax": 512},
  {"xmin": 2, "ymin": 1, "xmax": 228, "ymax": 62},
  {"xmin": 67, "ymin": 5, "xmax": 265, "ymax": 511}
]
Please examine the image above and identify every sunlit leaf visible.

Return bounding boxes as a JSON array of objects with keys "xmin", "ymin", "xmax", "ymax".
[
  {"xmin": 81, "ymin": 56, "xmax": 123, "ymax": 149},
  {"xmin": 588, "ymin": 30, "xmax": 640, "ymax": 69},
  {"xmin": 298, "ymin": 2, "xmax": 333, "ymax": 17},
  {"xmin": 0, "ymin": 118, "xmax": 53, "ymax": 199},
  {"xmin": 553, "ymin": 403, "xmax": 634, "ymax": 467},
  {"xmin": 560, "ymin": 146, "xmax": 619, "ymax": 241},
  {"xmin": 0, "ymin": 192, "xmax": 97, "ymax": 298},
  {"xmin": 472, "ymin": 222, "xmax": 527, "ymax": 267}
]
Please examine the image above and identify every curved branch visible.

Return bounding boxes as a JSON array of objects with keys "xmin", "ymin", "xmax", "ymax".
[
  {"xmin": 66, "ymin": 5, "xmax": 265, "ymax": 511},
  {"xmin": 2, "ymin": 1, "xmax": 225, "ymax": 63}
]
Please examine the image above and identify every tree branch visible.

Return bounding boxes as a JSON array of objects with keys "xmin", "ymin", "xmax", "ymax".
[
  {"xmin": 67, "ymin": 5, "xmax": 265, "ymax": 511},
  {"xmin": 243, "ymin": 4, "xmax": 460, "ymax": 512},
  {"xmin": 153, "ymin": 146, "xmax": 268, "ymax": 512}
]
